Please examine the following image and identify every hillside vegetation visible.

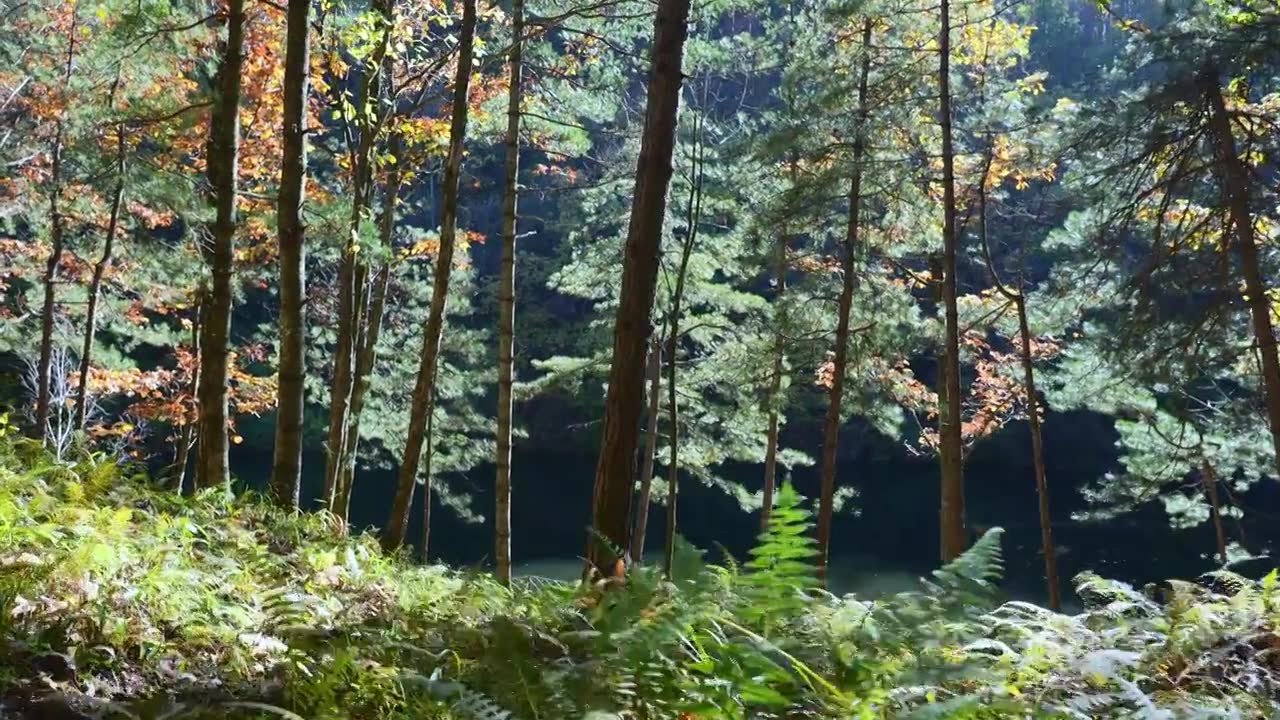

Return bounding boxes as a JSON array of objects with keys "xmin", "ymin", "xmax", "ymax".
[{"xmin": 0, "ymin": 428, "xmax": 1276, "ymax": 719}]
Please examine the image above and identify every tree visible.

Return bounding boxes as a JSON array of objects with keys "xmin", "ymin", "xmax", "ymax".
[
  {"xmin": 815, "ymin": 18, "xmax": 872, "ymax": 582},
  {"xmin": 384, "ymin": 0, "xmax": 479, "ymax": 552},
  {"xmin": 495, "ymin": 0, "xmax": 526, "ymax": 585},
  {"xmin": 76, "ymin": 76, "xmax": 126, "ymax": 431},
  {"xmin": 1046, "ymin": 1, "xmax": 1280, "ymax": 510},
  {"xmin": 196, "ymin": 0, "xmax": 247, "ymax": 491},
  {"xmin": 936, "ymin": 0, "xmax": 966, "ymax": 562},
  {"xmin": 587, "ymin": 0, "xmax": 693, "ymax": 572},
  {"xmin": 630, "ymin": 337, "xmax": 662, "ymax": 561},
  {"xmin": 33, "ymin": 3, "xmax": 80, "ymax": 443},
  {"xmin": 270, "ymin": 0, "xmax": 312, "ymax": 509}
]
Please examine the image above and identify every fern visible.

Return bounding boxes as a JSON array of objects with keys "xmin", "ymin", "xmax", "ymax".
[
  {"xmin": 739, "ymin": 482, "xmax": 819, "ymax": 635},
  {"xmin": 926, "ymin": 527, "xmax": 1005, "ymax": 604}
]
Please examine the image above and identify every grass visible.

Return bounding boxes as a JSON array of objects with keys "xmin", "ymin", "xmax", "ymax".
[{"xmin": 0, "ymin": 422, "xmax": 1277, "ymax": 719}]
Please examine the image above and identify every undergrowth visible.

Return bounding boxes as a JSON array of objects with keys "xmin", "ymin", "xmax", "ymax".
[{"xmin": 0, "ymin": 425, "xmax": 1276, "ymax": 718}]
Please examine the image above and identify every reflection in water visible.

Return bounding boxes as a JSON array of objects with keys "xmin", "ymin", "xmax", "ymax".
[{"xmin": 227, "ymin": 436, "xmax": 1275, "ymax": 610}]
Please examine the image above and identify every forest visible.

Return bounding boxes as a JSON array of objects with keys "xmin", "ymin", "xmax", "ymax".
[{"xmin": 2, "ymin": 0, "xmax": 1280, "ymax": 716}]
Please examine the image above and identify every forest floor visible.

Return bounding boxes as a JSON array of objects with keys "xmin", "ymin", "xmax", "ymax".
[{"xmin": 0, "ymin": 431, "xmax": 1277, "ymax": 719}]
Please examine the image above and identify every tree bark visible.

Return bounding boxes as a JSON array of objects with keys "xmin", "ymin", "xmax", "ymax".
[
  {"xmin": 663, "ymin": 112, "xmax": 703, "ymax": 576},
  {"xmin": 587, "ymin": 0, "xmax": 692, "ymax": 572},
  {"xmin": 383, "ymin": 0, "xmax": 478, "ymax": 551},
  {"xmin": 975, "ymin": 134, "xmax": 1060, "ymax": 609},
  {"xmin": 495, "ymin": 0, "xmax": 524, "ymax": 587},
  {"xmin": 1201, "ymin": 460, "xmax": 1228, "ymax": 566},
  {"xmin": 270, "ymin": 0, "xmax": 312, "ymax": 510},
  {"xmin": 1204, "ymin": 75, "xmax": 1280, "ymax": 478},
  {"xmin": 420, "ymin": 399, "xmax": 436, "ymax": 559},
  {"xmin": 760, "ymin": 241, "xmax": 786, "ymax": 532},
  {"xmin": 937, "ymin": 0, "xmax": 967, "ymax": 561},
  {"xmin": 196, "ymin": 0, "xmax": 246, "ymax": 490},
  {"xmin": 175, "ymin": 303, "xmax": 202, "ymax": 494},
  {"xmin": 323, "ymin": 0, "xmax": 394, "ymax": 509},
  {"xmin": 323, "ymin": 250, "xmax": 358, "ymax": 507},
  {"xmin": 1015, "ymin": 295, "xmax": 1061, "ymax": 610},
  {"xmin": 815, "ymin": 18, "xmax": 871, "ymax": 583},
  {"xmin": 35, "ymin": 12, "xmax": 78, "ymax": 442},
  {"xmin": 630, "ymin": 337, "xmax": 662, "ymax": 561},
  {"xmin": 77, "ymin": 121, "xmax": 125, "ymax": 430},
  {"xmin": 334, "ymin": 134, "xmax": 404, "ymax": 523}
]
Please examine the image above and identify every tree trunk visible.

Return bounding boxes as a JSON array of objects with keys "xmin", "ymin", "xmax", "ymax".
[
  {"xmin": 196, "ymin": 0, "xmax": 246, "ymax": 490},
  {"xmin": 35, "ymin": 13, "xmax": 78, "ymax": 442},
  {"xmin": 1204, "ymin": 76, "xmax": 1280, "ymax": 478},
  {"xmin": 495, "ymin": 0, "xmax": 523, "ymax": 587},
  {"xmin": 270, "ymin": 0, "xmax": 312, "ymax": 510},
  {"xmin": 663, "ymin": 114, "xmax": 703, "ymax": 575},
  {"xmin": 335, "ymin": 134, "xmax": 404, "ymax": 523},
  {"xmin": 815, "ymin": 18, "xmax": 871, "ymax": 583},
  {"xmin": 760, "ymin": 243, "xmax": 786, "ymax": 532},
  {"xmin": 421, "ymin": 400, "xmax": 436, "ymax": 559},
  {"xmin": 630, "ymin": 337, "xmax": 662, "ymax": 562},
  {"xmin": 1015, "ymin": 295, "xmax": 1061, "ymax": 610},
  {"xmin": 324, "ymin": 167, "xmax": 375, "ymax": 508},
  {"xmin": 176, "ymin": 303, "xmax": 202, "ymax": 494},
  {"xmin": 76, "ymin": 122, "xmax": 125, "ymax": 430},
  {"xmin": 587, "ymin": 0, "xmax": 692, "ymax": 572},
  {"xmin": 323, "ymin": 0, "xmax": 394, "ymax": 509},
  {"xmin": 1201, "ymin": 460, "xmax": 1228, "ymax": 566},
  {"xmin": 323, "ymin": 251, "xmax": 358, "ymax": 507},
  {"xmin": 937, "ymin": 0, "xmax": 966, "ymax": 561},
  {"xmin": 383, "ymin": 0, "xmax": 478, "ymax": 551}
]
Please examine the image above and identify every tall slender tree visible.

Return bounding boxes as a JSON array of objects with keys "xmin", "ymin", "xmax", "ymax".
[
  {"xmin": 196, "ymin": 0, "xmax": 247, "ymax": 490},
  {"xmin": 495, "ymin": 0, "xmax": 525, "ymax": 585},
  {"xmin": 322, "ymin": 0, "xmax": 396, "ymax": 510},
  {"xmin": 587, "ymin": 0, "xmax": 693, "ymax": 572},
  {"xmin": 333, "ymin": 132, "xmax": 403, "ymax": 521},
  {"xmin": 384, "ymin": 0, "xmax": 478, "ymax": 551},
  {"xmin": 34, "ymin": 6, "xmax": 79, "ymax": 442},
  {"xmin": 76, "ymin": 76, "xmax": 126, "ymax": 430},
  {"xmin": 936, "ymin": 0, "xmax": 966, "ymax": 561},
  {"xmin": 662, "ymin": 106, "xmax": 704, "ymax": 575},
  {"xmin": 815, "ymin": 18, "xmax": 872, "ymax": 582},
  {"xmin": 271, "ymin": 0, "xmax": 312, "ymax": 509}
]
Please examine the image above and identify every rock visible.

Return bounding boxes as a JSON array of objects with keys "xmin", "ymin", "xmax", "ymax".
[{"xmin": 31, "ymin": 653, "xmax": 76, "ymax": 683}]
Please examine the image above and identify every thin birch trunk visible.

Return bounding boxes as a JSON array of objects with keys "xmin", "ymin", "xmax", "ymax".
[{"xmin": 335, "ymin": 133, "xmax": 404, "ymax": 523}]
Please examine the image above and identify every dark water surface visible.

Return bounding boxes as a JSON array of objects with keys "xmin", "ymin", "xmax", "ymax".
[{"xmin": 227, "ymin": 407, "xmax": 1277, "ymax": 609}]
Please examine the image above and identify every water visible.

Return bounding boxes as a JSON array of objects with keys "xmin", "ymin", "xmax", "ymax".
[{"xmin": 225, "ymin": 410, "xmax": 1278, "ymax": 609}]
